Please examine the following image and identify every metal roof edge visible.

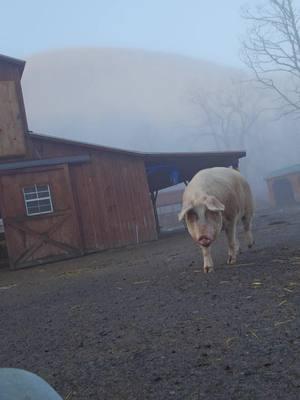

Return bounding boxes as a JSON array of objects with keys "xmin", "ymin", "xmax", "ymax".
[
  {"xmin": 143, "ymin": 150, "xmax": 246, "ymax": 158},
  {"xmin": 0, "ymin": 154, "xmax": 90, "ymax": 172}
]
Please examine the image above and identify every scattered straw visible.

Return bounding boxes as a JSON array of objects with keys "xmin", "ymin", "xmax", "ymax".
[
  {"xmin": 278, "ymin": 300, "xmax": 288, "ymax": 307},
  {"xmin": 225, "ymin": 337, "xmax": 237, "ymax": 347},
  {"xmin": 235, "ymin": 262, "xmax": 255, "ymax": 267},
  {"xmin": 0, "ymin": 284, "xmax": 17, "ymax": 290},
  {"xmin": 249, "ymin": 330, "xmax": 260, "ymax": 340},
  {"xmin": 59, "ymin": 269, "xmax": 87, "ymax": 277},
  {"xmin": 274, "ymin": 319, "xmax": 295, "ymax": 327},
  {"xmin": 288, "ymin": 282, "xmax": 298, "ymax": 287},
  {"xmin": 70, "ymin": 305, "xmax": 82, "ymax": 311},
  {"xmin": 252, "ymin": 281, "xmax": 262, "ymax": 287}
]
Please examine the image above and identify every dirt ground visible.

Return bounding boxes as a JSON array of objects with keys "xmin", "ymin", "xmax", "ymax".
[{"xmin": 1, "ymin": 206, "xmax": 300, "ymax": 400}]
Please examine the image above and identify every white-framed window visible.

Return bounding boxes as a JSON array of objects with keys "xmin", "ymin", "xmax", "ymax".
[{"xmin": 23, "ymin": 184, "xmax": 53, "ymax": 216}]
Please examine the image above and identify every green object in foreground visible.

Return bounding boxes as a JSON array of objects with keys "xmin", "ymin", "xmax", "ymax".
[{"xmin": 0, "ymin": 368, "xmax": 62, "ymax": 400}]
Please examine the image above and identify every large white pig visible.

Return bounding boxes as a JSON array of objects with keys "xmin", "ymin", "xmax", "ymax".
[{"xmin": 178, "ymin": 167, "xmax": 254, "ymax": 272}]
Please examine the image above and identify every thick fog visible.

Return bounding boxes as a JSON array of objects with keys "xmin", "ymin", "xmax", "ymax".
[{"xmin": 22, "ymin": 48, "xmax": 300, "ymax": 205}]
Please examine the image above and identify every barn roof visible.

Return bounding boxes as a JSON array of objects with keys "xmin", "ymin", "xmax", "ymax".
[
  {"xmin": 265, "ymin": 164, "xmax": 300, "ymax": 180},
  {"xmin": 29, "ymin": 132, "xmax": 246, "ymax": 192},
  {"xmin": 29, "ymin": 132, "xmax": 151, "ymax": 157},
  {"xmin": 0, "ymin": 54, "xmax": 26, "ymax": 76}
]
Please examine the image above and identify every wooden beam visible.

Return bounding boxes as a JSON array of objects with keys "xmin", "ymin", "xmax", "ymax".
[
  {"xmin": 0, "ymin": 154, "xmax": 90, "ymax": 171},
  {"xmin": 150, "ymin": 191, "xmax": 160, "ymax": 235}
]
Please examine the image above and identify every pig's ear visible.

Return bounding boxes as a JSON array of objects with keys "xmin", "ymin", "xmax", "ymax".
[
  {"xmin": 205, "ymin": 196, "xmax": 225, "ymax": 212},
  {"xmin": 178, "ymin": 204, "xmax": 193, "ymax": 221}
]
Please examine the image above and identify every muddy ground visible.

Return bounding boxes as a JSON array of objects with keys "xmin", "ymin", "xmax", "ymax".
[{"xmin": 1, "ymin": 206, "xmax": 300, "ymax": 400}]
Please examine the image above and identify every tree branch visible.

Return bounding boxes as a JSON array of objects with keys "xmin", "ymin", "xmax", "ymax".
[{"xmin": 241, "ymin": 0, "xmax": 300, "ymax": 116}]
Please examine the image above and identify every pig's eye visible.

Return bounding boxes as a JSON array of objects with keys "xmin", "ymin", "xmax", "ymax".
[
  {"xmin": 187, "ymin": 210, "xmax": 198, "ymax": 222},
  {"xmin": 206, "ymin": 210, "xmax": 218, "ymax": 220}
]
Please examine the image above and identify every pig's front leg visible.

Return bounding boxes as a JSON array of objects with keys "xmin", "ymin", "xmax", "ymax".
[
  {"xmin": 200, "ymin": 245, "xmax": 214, "ymax": 273},
  {"xmin": 225, "ymin": 220, "xmax": 239, "ymax": 265}
]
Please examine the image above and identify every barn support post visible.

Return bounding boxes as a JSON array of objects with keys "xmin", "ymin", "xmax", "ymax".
[
  {"xmin": 232, "ymin": 160, "xmax": 239, "ymax": 170},
  {"xmin": 150, "ymin": 190, "xmax": 160, "ymax": 235}
]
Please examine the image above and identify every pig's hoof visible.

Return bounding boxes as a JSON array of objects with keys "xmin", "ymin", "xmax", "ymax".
[
  {"xmin": 227, "ymin": 256, "xmax": 236, "ymax": 265},
  {"xmin": 203, "ymin": 266, "xmax": 214, "ymax": 273},
  {"xmin": 248, "ymin": 240, "xmax": 255, "ymax": 249}
]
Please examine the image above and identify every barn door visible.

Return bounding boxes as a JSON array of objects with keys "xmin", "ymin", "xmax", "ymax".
[{"xmin": 0, "ymin": 164, "xmax": 83, "ymax": 269}]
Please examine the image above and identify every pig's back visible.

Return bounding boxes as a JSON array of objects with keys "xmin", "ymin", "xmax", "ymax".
[{"xmin": 184, "ymin": 167, "xmax": 253, "ymax": 217}]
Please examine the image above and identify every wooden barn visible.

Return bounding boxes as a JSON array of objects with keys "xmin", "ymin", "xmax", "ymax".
[
  {"xmin": 266, "ymin": 165, "xmax": 300, "ymax": 208},
  {"xmin": 0, "ymin": 54, "xmax": 246, "ymax": 269}
]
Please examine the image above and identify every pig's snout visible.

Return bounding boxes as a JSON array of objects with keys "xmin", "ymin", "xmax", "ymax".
[{"xmin": 198, "ymin": 236, "xmax": 212, "ymax": 247}]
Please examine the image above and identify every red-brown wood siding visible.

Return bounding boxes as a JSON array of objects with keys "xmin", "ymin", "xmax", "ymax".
[
  {"xmin": 28, "ymin": 137, "xmax": 157, "ymax": 252},
  {"xmin": 28, "ymin": 138, "xmax": 84, "ymax": 159},
  {"xmin": 0, "ymin": 62, "xmax": 29, "ymax": 139},
  {"xmin": 0, "ymin": 81, "xmax": 27, "ymax": 157}
]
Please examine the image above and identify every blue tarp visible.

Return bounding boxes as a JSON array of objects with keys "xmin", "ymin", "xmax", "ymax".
[{"xmin": 146, "ymin": 164, "xmax": 181, "ymax": 185}]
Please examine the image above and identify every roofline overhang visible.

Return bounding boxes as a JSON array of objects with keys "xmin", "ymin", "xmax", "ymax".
[
  {"xmin": 0, "ymin": 53, "xmax": 26, "ymax": 76},
  {"xmin": 29, "ymin": 131, "xmax": 246, "ymax": 160}
]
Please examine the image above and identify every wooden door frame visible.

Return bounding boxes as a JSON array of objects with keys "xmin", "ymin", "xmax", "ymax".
[{"xmin": 0, "ymin": 163, "xmax": 84, "ymax": 269}]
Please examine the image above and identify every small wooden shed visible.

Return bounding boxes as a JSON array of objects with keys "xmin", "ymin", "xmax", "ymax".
[
  {"xmin": 0, "ymin": 53, "xmax": 247, "ymax": 269},
  {"xmin": 266, "ymin": 165, "xmax": 300, "ymax": 207}
]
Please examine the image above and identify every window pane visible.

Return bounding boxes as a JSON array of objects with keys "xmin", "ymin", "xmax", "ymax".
[
  {"xmin": 23, "ymin": 184, "xmax": 53, "ymax": 216},
  {"xmin": 24, "ymin": 186, "xmax": 36, "ymax": 194},
  {"xmin": 27, "ymin": 205, "xmax": 40, "ymax": 214},
  {"xmin": 39, "ymin": 204, "xmax": 52, "ymax": 213},
  {"xmin": 37, "ymin": 184, "xmax": 49, "ymax": 192},
  {"xmin": 24, "ymin": 192, "xmax": 37, "ymax": 200},
  {"xmin": 27, "ymin": 201, "xmax": 39, "ymax": 209},
  {"xmin": 39, "ymin": 199, "xmax": 51, "ymax": 206},
  {"xmin": 37, "ymin": 192, "xmax": 50, "ymax": 199}
]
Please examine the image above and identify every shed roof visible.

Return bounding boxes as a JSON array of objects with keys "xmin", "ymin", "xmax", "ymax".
[
  {"xmin": 266, "ymin": 164, "xmax": 300, "ymax": 180},
  {"xmin": 0, "ymin": 54, "xmax": 26, "ymax": 76},
  {"xmin": 30, "ymin": 131, "xmax": 149, "ymax": 157},
  {"xmin": 29, "ymin": 132, "xmax": 246, "ymax": 191}
]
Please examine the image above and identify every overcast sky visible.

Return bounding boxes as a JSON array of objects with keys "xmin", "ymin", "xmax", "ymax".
[{"xmin": 2, "ymin": 0, "xmax": 249, "ymax": 67}]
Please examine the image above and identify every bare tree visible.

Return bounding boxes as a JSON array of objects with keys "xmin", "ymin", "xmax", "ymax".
[
  {"xmin": 241, "ymin": 0, "xmax": 300, "ymax": 116},
  {"xmin": 191, "ymin": 78, "xmax": 266, "ymax": 151}
]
